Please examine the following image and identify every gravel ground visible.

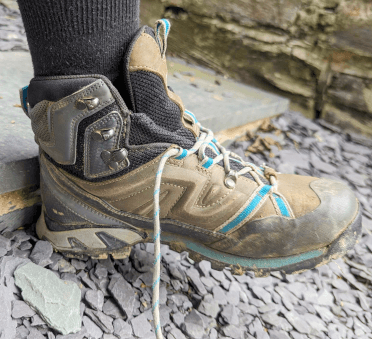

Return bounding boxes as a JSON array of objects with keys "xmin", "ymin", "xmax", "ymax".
[
  {"xmin": 1, "ymin": 4, "xmax": 372, "ymax": 339},
  {"xmin": 1, "ymin": 112, "xmax": 372, "ymax": 339}
]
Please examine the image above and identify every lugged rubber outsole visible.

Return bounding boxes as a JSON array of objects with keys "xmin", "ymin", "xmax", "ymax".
[{"xmin": 37, "ymin": 205, "xmax": 362, "ymax": 275}]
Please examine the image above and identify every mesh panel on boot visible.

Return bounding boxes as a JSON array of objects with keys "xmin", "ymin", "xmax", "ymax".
[
  {"xmin": 129, "ymin": 113, "xmax": 194, "ymax": 149},
  {"xmin": 129, "ymin": 71, "xmax": 195, "ymax": 148},
  {"xmin": 30, "ymin": 100, "xmax": 53, "ymax": 142}
]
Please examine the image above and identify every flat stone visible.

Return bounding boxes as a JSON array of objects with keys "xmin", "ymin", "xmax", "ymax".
[
  {"xmin": 331, "ymin": 279, "xmax": 350, "ymax": 291},
  {"xmin": 167, "ymin": 328, "xmax": 187, "ymax": 339},
  {"xmin": 304, "ymin": 313, "xmax": 327, "ymax": 332},
  {"xmin": 19, "ymin": 240, "xmax": 32, "ymax": 251},
  {"xmin": 70, "ymin": 259, "xmax": 86, "ymax": 271},
  {"xmin": 169, "ymin": 294, "xmax": 190, "ymax": 308},
  {"xmin": 82, "ymin": 315, "xmax": 103, "ymax": 339},
  {"xmin": 250, "ymin": 317, "xmax": 270, "ymax": 339},
  {"xmin": 0, "ymin": 256, "xmax": 30, "ymax": 285},
  {"xmin": 85, "ymin": 289, "xmax": 104, "ymax": 311},
  {"xmin": 198, "ymin": 294, "xmax": 220, "ymax": 318},
  {"xmin": 0, "ymin": 284, "xmax": 17, "ymax": 339},
  {"xmin": 310, "ymin": 153, "xmax": 337, "ymax": 174},
  {"xmin": 221, "ymin": 325, "xmax": 242, "ymax": 339},
  {"xmin": 284, "ymin": 311, "xmax": 311, "ymax": 334},
  {"xmin": 251, "ymin": 285, "xmax": 272, "ymax": 304},
  {"xmin": 196, "ymin": 261, "xmax": 211, "ymax": 277},
  {"xmin": 0, "ymin": 234, "xmax": 11, "ymax": 251},
  {"xmin": 261, "ymin": 313, "xmax": 293, "ymax": 331},
  {"xmin": 16, "ymin": 325, "xmax": 29, "ymax": 339},
  {"xmin": 14, "ymin": 262, "xmax": 81, "ymax": 335},
  {"xmin": 27, "ymin": 328, "xmax": 45, "ymax": 339},
  {"xmin": 285, "ymin": 282, "xmax": 307, "ymax": 300},
  {"xmin": 131, "ymin": 313, "xmax": 152, "ymax": 338},
  {"xmin": 113, "ymin": 318, "xmax": 133, "ymax": 339},
  {"xmin": 168, "ymin": 263, "xmax": 186, "ymax": 281},
  {"xmin": 102, "ymin": 334, "xmax": 117, "ymax": 339},
  {"xmin": 85, "ymin": 308, "xmax": 114, "ymax": 334},
  {"xmin": 171, "ymin": 312, "xmax": 185, "ymax": 328},
  {"xmin": 182, "ymin": 310, "xmax": 205, "ymax": 339},
  {"xmin": 186, "ymin": 268, "xmax": 208, "ymax": 296},
  {"xmin": 29, "ymin": 240, "xmax": 53, "ymax": 267},
  {"xmin": 94, "ymin": 263, "xmax": 108, "ymax": 279},
  {"xmin": 31, "ymin": 314, "xmax": 46, "ymax": 327},
  {"xmin": 268, "ymin": 330, "xmax": 291, "ymax": 339},
  {"xmin": 316, "ymin": 288, "xmax": 334, "ymax": 306},
  {"xmin": 12, "ymin": 300, "xmax": 36, "ymax": 318},
  {"xmin": 58, "ymin": 259, "xmax": 76, "ymax": 274},
  {"xmin": 220, "ymin": 304, "xmax": 239, "ymax": 325},
  {"xmin": 102, "ymin": 298, "xmax": 126, "ymax": 319},
  {"xmin": 48, "ymin": 253, "xmax": 63, "ymax": 271},
  {"xmin": 314, "ymin": 305, "xmax": 334, "ymax": 322},
  {"xmin": 258, "ymin": 303, "xmax": 281, "ymax": 314},
  {"xmin": 107, "ymin": 274, "xmax": 135, "ymax": 319}
]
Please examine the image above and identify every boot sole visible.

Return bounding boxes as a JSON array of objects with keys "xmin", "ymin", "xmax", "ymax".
[{"xmin": 37, "ymin": 205, "xmax": 362, "ymax": 275}]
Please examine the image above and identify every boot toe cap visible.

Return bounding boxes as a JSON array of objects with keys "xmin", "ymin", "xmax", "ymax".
[{"xmin": 210, "ymin": 178, "xmax": 360, "ymax": 259}]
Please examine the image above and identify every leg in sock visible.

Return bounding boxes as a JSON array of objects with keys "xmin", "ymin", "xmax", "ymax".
[{"xmin": 17, "ymin": 0, "xmax": 140, "ymax": 90}]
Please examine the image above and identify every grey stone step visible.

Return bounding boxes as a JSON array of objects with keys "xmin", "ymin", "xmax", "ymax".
[{"xmin": 0, "ymin": 51, "xmax": 289, "ymax": 230}]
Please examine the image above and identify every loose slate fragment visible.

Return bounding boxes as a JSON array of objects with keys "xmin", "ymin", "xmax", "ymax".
[
  {"xmin": 269, "ymin": 330, "xmax": 291, "ymax": 339},
  {"xmin": 27, "ymin": 328, "xmax": 45, "ymax": 339},
  {"xmin": 12, "ymin": 300, "xmax": 36, "ymax": 318},
  {"xmin": 102, "ymin": 298, "xmax": 126, "ymax": 319},
  {"xmin": 182, "ymin": 310, "xmax": 205, "ymax": 339},
  {"xmin": 113, "ymin": 318, "xmax": 133, "ymax": 339},
  {"xmin": 212, "ymin": 285, "xmax": 228, "ymax": 305},
  {"xmin": 82, "ymin": 315, "xmax": 103, "ymax": 339},
  {"xmin": 85, "ymin": 289, "xmax": 104, "ymax": 311},
  {"xmin": 108, "ymin": 274, "xmax": 135, "ymax": 319},
  {"xmin": 29, "ymin": 241, "xmax": 53, "ymax": 267},
  {"xmin": 221, "ymin": 325, "xmax": 242, "ymax": 339},
  {"xmin": 168, "ymin": 327, "xmax": 187, "ymax": 339},
  {"xmin": 186, "ymin": 268, "xmax": 208, "ymax": 296},
  {"xmin": 85, "ymin": 308, "xmax": 114, "ymax": 334},
  {"xmin": 198, "ymin": 294, "xmax": 220, "ymax": 318},
  {"xmin": 0, "ymin": 284, "xmax": 17, "ymax": 339},
  {"xmin": 131, "ymin": 313, "xmax": 152, "ymax": 338},
  {"xmin": 171, "ymin": 312, "xmax": 185, "ymax": 328},
  {"xmin": 220, "ymin": 304, "xmax": 239, "ymax": 326},
  {"xmin": 14, "ymin": 262, "xmax": 81, "ymax": 335},
  {"xmin": 284, "ymin": 311, "xmax": 311, "ymax": 334},
  {"xmin": 262, "ymin": 313, "xmax": 293, "ymax": 332},
  {"xmin": 58, "ymin": 259, "xmax": 76, "ymax": 274},
  {"xmin": 0, "ymin": 256, "xmax": 30, "ymax": 285}
]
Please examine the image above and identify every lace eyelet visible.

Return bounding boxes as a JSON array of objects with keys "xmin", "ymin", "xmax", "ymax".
[{"xmin": 224, "ymin": 170, "xmax": 237, "ymax": 189}]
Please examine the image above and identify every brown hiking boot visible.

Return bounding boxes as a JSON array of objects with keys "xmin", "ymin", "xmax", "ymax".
[{"xmin": 20, "ymin": 20, "xmax": 361, "ymax": 276}]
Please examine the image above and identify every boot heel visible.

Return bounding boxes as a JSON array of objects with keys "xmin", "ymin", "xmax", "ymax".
[{"xmin": 36, "ymin": 209, "xmax": 138, "ymax": 259}]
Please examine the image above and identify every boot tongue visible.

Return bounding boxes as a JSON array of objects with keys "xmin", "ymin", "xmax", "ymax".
[{"xmin": 124, "ymin": 22, "xmax": 199, "ymax": 148}]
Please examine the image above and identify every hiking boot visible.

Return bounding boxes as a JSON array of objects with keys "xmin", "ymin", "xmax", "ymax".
[{"xmin": 21, "ymin": 20, "xmax": 362, "ymax": 276}]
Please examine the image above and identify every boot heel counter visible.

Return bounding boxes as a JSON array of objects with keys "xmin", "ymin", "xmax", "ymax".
[{"xmin": 41, "ymin": 176, "xmax": 88, "ymax": 228}]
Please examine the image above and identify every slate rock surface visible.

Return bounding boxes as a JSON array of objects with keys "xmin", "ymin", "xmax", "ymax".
[{"xmin": 14, "ymin": 262, "xmax": 81, "ymax": 335}]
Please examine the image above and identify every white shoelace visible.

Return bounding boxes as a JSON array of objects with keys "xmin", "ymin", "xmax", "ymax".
[{"xmin": 151, "ymin": 123, "xmax": 277, "ymax": 338}]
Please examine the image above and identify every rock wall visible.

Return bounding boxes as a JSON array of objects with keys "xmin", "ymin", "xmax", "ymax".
[{"xmin": 140, "ymin": 0, "xmax": 372, "ymax": 137}]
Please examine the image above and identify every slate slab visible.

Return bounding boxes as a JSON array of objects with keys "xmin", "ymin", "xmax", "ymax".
[{"xmin": 14, "ymin": 262, "xmax": 82, "ymax": 335}]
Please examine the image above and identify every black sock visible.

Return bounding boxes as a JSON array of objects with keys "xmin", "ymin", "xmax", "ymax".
[{"xmin": 17, "ymin": 0, "xmax": 140, "ymax": 88}]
